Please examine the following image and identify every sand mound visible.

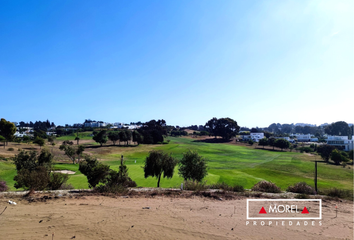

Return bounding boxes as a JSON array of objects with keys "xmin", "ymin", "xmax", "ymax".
[{"xmin": 0, "ymin": 193, "xmax": 352, "ymax": 239}]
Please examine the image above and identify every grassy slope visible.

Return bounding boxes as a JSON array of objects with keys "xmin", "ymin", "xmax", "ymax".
[
  {"xmin": 0, "ymin": 137, "xmax": 352, "ymax": 191},
  {"xmin": 56, "ymin": 131, "xmax": 94, "ymax": 141}
]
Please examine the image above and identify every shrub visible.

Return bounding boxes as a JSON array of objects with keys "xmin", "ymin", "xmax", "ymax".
[
  {"xmin": 0, "ymin": 181, "xmax": 8, "ymax": 192},
  {"xmin": 295, "ymin": 193, "xmax": 310, "ymax": 199},
  {"xmin": 59, "ymin": 183, "xmax": 74, "ymax": 190},
  {"xmin": 251, "ymin": 181, "xmax": 281, "ymax": 193},
  {"xmin": 13, "ymin": 149, "xmax": 54, "ymax": 191},
  {"xmin": 14, "ymin": 166, "xmax": 50, "ymax": 191},
  {"xmin": 287, "ymin": 182, "xmax": 315, "ymax": 195},
  {"xmin": 183, "ymin": 180, "xmax": 207, "ymax": 191},
  {"xmin": 80, "ymin": 155, "xmax": 137, "ymax": 191},
  {"xmin": 325, "ymin": 188, "xmax": 353, "ymax": 200},
  {"xmin": 208, "ymin": 182, "xmax": 232, "ymax": 191},
  {"xmin": 48, "ymin": 172, "xmax": 69, "ymax": 190},
  {"xmin": 95, "ymin": 184, "xmax": 127, "ymax": 194},
  {"xmin": 207, "ymin": 182, "xmax": 244, "ymax": 192},
  {"xmin": 79, "ymin": 155, "xmax": 110, "ymax": 188},
  {"xmin": 232, "ymin": 185, "xmax": 245, "ymax": 192},
  {"xmin": 248, "ymin": 140, "xmax": 254, "ymax": 145},
  {"xmin": 7, "ymin": 147, "xmax": 14, "ymax": 151},
  {"xmin": 298, "ymin": 147, "xmax": 313, "ymax": 153}
]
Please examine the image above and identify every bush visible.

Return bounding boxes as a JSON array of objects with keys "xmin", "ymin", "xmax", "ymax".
[
  {"xmin": 79, "ymin": 155, "xmax": 110, "ymax": 188},
  {"xmin": 295, "ymin": 193, "xmax": 310, "ymax": 199},
  {"xmin": 59, "ymin": 183, "xmax": 74, "ymax": 190},
  {"xmin": 7, "ymin": 147, "xmax": 14, "ymax": 151},
  {"xmin": 48, "ymin": 172, "xmax": 69, "ymax": 190},
  {"xmin": 0, "ymin": 181, "xmax": 8, "ymax": 192},
  {"xmin": 13, "ymin": 150, "xmax": 54, "ymax": 191},
  {"xmin": 324, "ymin": 188, "xmax": 353, "ymax": 200},
  {"xmin": 208, "ymin": 182, "xmax": 244, "ymax": 192},
  {"xmin": 251, "ymin": 181, "xmax": 281, "ymax": 193},
  {"xmin": 95, "ymin": 184, "xmax": 127, "ymax": 194},
  {"xmin": 208, "ymin": 182, "xmax": 232, "ymax": 190},
  {"xmin": 298, "ymin": 147, "xmax": 313, "ymax": 153},
  {"xmin": 287, "ymin": 182, "xmax": 315, "ymax": 195},
  {"xmin": 183, "ymin": 180, "xmax": 207, "ymax": 191},
  {"xmin": 80, "ymin": 155, "xmax": 137, "ymax": 191},
  {"xmin": 14, "ymin": 166, "xmax": 50, "ymax": 191},
  {"xmin": 232, "ymin": 185, "xmax": 245, "ymax": 192}
]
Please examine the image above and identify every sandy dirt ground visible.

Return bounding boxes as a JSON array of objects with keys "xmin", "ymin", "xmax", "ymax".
[{"xmin": 0, "ymin": 193, "xmax": 353, "ymax": 240}]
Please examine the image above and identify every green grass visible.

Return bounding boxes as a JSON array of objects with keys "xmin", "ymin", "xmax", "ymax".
[
  {"xmin": 56, "ymin": 131, "xmax": 93, "ymax": 141},
  {"xmin": 0, "ymin": 137, "xmax": 353, "ymax": 191}
]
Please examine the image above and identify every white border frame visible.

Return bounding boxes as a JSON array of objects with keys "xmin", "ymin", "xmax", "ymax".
[{"xmin": 246, "ymin": 199, "xmax": 322, "ymax": 220}]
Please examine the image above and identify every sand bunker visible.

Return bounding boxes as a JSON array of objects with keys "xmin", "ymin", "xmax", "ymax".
[{"xmin": 51, "ymin": 170, "xmax": 76, "ymax": 174}]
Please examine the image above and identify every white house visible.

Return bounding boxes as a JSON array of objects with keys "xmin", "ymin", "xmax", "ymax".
[
  {"xmin": 242, "ymin": 132, "xmax": 264, "ymax": 142},
  {"xmin": 295, "ymin": 134, "xmax": 318, "ymax": 142},
  {"xmin": 274, "ymin": 136, "xmax": 296, "ymax": 143},
  {"xmin": 326, "ymin": 136, "xmax": 353, "ymax": 151}
]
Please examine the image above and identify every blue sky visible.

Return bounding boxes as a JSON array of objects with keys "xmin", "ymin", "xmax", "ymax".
[{"xmin": 1, "ymin": 0, "xmax": 353, "ymax": 127}]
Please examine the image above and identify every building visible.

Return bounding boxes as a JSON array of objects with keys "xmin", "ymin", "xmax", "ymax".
[
  {"xmin": 242, "ymin": 132, "xmax": 264, "ymax": 142},
  {"xmin": 274, "ymin": 136, "xmax": 296, "ymax": 143},
  {"xmin": 326, "ymin": 136, "xmax": 354, "ymax": 151},
  {"xmin": 295, "ymin": 134, "xmax": 318, "ymax": 142}
]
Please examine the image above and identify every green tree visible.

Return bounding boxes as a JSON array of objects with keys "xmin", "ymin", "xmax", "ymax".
[
  {"xmin": 258, "ymin": 138, "xmax": 268, "ymax": 149},
  {"xmin": 325, "ymin": 121, "xmax": 351, "ymax": 136},
  {"xmin": 76, "ymin": 145, "xmax": 85, "ymax": 163},
  {"xmin": 204, "ymin": 117, "xmax": 218, "ymax": 138},
  {"xmin": 0, "ymin": 118, "xmax": 16, "ymax": 146},
  {"xmin": 349, "ymin": 150, "xmax": 353, "ymax": 161},
  {"xmin": 47, "ymin": 136, "xmax": 55, "ymax": 144},
  {"xmin": 317, "ymin": 144, "xmax": 336, "ymax": 162},
  {"xmin": 178, "ymin": 150, "xmax": 208, "ymax": 182},
  {"xmin": 108, "ymin": 131, "xmax": 120, "ymax": 145},
  {"xmin": 124, "ymin": 130, "xmax": 132, "ymax": 145},
  {"xmin": 275, "ymin": 139, "xmax": 290, "ymax": 151},
  {"xmin": 13, "ymin": 149, "xmax": 68, "ymax": 191},
  {"xmin": 268, "ymin": 137, "xmax": 276, "ymax": 150},
  {"xmin": 79, "ymin": 155, "xmax": 110, "ymax": 188},
  {"xmin": 59, "ymin": 144, "xmax": 76, "ymax": 164},
  {"xmin": 33, "ymin": 137, "xmax": 45, "ymax": 149},
  {"xmin": 60, "ymin": 142, "xmax": 85, "ymax": 164},
  {"xmin": 143, "ymin": 150, "xmax": 177, "ymax": 187},
  {"xmin": 106, "ymin": 158, "xmax": 136, "ymax": 188},
  {"xmin": 23, "ymin": 135, "xmax": 31, "ymax": 144},
  {"xmin": 93, "ymin": 130, "xmax": 108, "ymax": 146},
  {"xmin": 330, "ymin": 149, "xmax": 349, "ymax": 165},
  {"xmin": 75, "ymin": 136, "xmax": 80, "ymax": 145},
  {"xmin": 216, "ymin": 118, "xmax": 240, "ymax": 140},
  {"xmin": 118, "ymin": 131, "xmax": 127, "ymax": 145},
  {"xmin": 204, "ymin": 117, "xmax": 240, "ymax": 140},
  {"xmin": 132, "ymin": 131, "xmax": 143, "ymax": 145},
  {"xmin": 0, "ymin": 135, "xmax": 5, "ymax": 149}
]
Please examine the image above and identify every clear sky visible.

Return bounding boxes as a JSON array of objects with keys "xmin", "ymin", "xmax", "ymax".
[{"xmin": 1, "ymin": 0, "xmax": 353, "ymax": 128}]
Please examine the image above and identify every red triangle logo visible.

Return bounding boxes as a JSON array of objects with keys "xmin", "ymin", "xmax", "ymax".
[
  {"xmin": 301, "ymin": 207, "xmax": 309, "ymax": 214},
  {"xmin": 259, "ymin": 207, "xmax": 267, "ymax": 214}
]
